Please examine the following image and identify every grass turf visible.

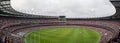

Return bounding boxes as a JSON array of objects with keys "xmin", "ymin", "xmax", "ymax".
[{"xmin": 24, "ymin": 27, "xmax": 101, "ymax": 43}]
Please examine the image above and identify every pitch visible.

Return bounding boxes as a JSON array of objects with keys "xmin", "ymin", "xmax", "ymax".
[{"xmin": 24, "ymin": 27, "xmax": 101, "ymax": 43}]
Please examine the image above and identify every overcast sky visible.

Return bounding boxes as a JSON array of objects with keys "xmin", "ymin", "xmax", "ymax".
[{"xmin": 11, "ymin": 0, "xmax": 116, "ymax": 18}]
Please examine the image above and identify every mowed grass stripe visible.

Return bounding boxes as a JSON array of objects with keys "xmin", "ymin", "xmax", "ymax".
[{"xmin": 25, "ymin": 27, "xmax": 101, "ymax": 43}]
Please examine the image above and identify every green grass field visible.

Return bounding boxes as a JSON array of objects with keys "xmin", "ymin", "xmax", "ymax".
[{"xmin": 24, "ymin": 27, "xmax": 101, "ymax": 43}]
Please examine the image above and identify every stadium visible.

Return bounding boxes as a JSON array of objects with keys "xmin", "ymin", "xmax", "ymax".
[{"xmin": 0, "ymin": 0, "xmax": 120, "ymax": 43}]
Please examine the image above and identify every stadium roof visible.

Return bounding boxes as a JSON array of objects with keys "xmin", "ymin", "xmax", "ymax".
[
  {"xmin": 0, "ymin": 0, "xmax": 58, "ymax": 18},
  {"xmin": 111, "ymin": 0, "xmax": 120, "ymax": 1},
  {"xmin": 0, "ymin": 0, "xmax": 120, "ymax": 19}
]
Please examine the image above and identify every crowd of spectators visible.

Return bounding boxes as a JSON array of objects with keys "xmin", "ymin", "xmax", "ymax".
[{"xmin": 0, "ymin": 16, "xmax": 120, "ymax": 43}]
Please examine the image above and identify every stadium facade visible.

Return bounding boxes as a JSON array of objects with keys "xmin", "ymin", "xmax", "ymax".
[{"xmin": 0, "ymin": 0, "xmax": 120, "ymax": 43}]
